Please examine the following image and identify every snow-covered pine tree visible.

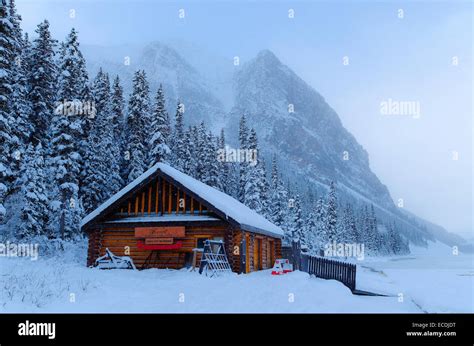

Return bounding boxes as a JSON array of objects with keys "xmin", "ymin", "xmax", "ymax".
[
  {"xmin": 47, "ymin": 33, "xmax": 87, "ymax": 239},
  {"xmin": 17, "ymin": 143, "xmax": 48, "ymax": 239},
  {"xmin": 238, "ymin": 114, "xmax": 249, "ymax": 203},
  {"xmin": 57, "ymin": 28, "xmax": 88, "ymax": 102},
  {"xmin": 82, "ymin": 69, "xmax": 122, "ymax": 213},
  {"xmin": 8, "ymin": 0, "xmax": 32, "ymax": 180},
  {"xmin": 341, "ymin": 204, "xmax": 358, "ymax": 243},
  {"xmin": 170, "ymin": 99, "xmax": 186, "ymax": 170},
  {"xmin": 148, "ymin": 84, "xmax": 171, "ymax": 167},
  {"xmin": 314, "ymin": 196, "xmax": 327, "ymax": 248},
  {"xmin": 56, "ymin": 28, "xmax": 91, "ymax": 197},
  {"xmin": 111, "ymin": 75, "xmax": 127, "ymax": 184},
  {"xmin": 287, "ymin": 194, "xmax": 304, "ymax": 246},
  {"xmin": 325, "ymin": 181, "xmax": 338, "ymax": 242},
  {"xmin": 126, "ymin": 70, "xmax": 151, "ymax": 183},
  {"xmin": 181, "ymin": 125, "xmax": 197, "ymax": 177},
  {"xmin": 217, "ymin": 128, "xmax": 229, "ymax": 193},
  {"xmin": 0, "ymin": 0, "xmax": 17, "ymax": 221},
  {"xmin": 359, "ymin": 205, "xmax": 378, "ymax": 254},
  {"xmin": 259, "ymin": 155, "xmax": 271, "ymax": 218},
  {"xmin": 202, "ymin": 130, "xmax": 220, "ymax": 188},
  {"xmin": 243, "ymin": 128, "xmax": 267, "ymax": 214},
  {"xmin": 369, "ymin": 204, "xmax": 383, "ymax": 253},
  {"xmin": 28, "ymin": 20, "xmax": 57, "ymax": 146},
  {"xmin": 269, "ymin": 155, "xmax": 287, "ymax": 227}
]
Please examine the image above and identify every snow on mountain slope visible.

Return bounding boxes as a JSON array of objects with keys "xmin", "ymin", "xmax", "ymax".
[{"xmin": 83, "ymin": 42, "xmax": 227, "ymax": 131}]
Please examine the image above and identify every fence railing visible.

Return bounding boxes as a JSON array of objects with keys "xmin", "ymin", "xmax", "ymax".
[{"xmin": 301, "ymin": 254, "xmax": 356, "ymax": 291}]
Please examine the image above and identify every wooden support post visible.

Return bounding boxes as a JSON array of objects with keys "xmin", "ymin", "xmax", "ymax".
[
  {"xmin": 176, "ymin": 189, "xmax": 179, "ymax": 215},
  {"xmin": 162, "ymin": 179, "xmax": 166, "ymax": 214},
  {"xmin": 148, "ymin": 185, "xmax": 152, "ymax": 215},
  {"xmin": 168, "ymin": 183, "xmax": 172, "ymax": 214},
  {"xmin": 182, "ymin": 192, "xmax": 186, "ymax": 214},
  {"xmin": 155, "ymin": 178, "xmax": 161, "ymax": 215}
]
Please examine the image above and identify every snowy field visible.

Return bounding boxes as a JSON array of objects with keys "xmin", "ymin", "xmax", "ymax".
[{"xmin": 0, "ymin": 241, "xmax": 472, "ymax": 313}]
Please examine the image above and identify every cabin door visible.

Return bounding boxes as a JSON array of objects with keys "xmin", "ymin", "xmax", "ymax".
[
  {"xmin": 254, "ymin": 238, "xmax": 262, "ymax": 270},
  {"xmin": 268, "ymin": 240, "xmax": 275, "ymax": 268}
]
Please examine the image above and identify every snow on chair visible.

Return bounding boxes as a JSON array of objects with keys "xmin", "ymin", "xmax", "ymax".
[
  {"xmin": 271, "ymin": 259, "xmax": 293, "ymax": 275},
  {"xmin": 95, "ymin": 248, "xmax": 136, "ymax": 270},
  {"xmin": 198, "ymin": 240, "xmax": 232, "ymax": 277}
]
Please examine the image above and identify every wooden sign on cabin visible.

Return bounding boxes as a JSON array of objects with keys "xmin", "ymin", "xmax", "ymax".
[
  {"xmin": 134, "ymin": 226, "xmax": 185, "ymax": 238},
  {"xmin": 145, "ymin": 238, "xmax": 174, "ymax": 245}
]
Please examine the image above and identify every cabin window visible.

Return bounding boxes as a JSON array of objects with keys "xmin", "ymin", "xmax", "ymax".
[
  {"xmin": 195, "ymin": 236, "xmax": 224, "ymax": 249},
  {"xmin": 211, "ymin": 237, "xmax": 224, "ymax": 252},
  {"xmin": 196, "ymin": 237, "xmax": 210, "ymax": 249}
]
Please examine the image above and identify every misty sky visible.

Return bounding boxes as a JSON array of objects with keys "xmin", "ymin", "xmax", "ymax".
[{"xmin": 16, "ymin": 0, "xmax": 473, "ymax": 238}]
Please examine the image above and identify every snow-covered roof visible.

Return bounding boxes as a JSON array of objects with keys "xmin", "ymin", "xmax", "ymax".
[{"xmin": 81, "ymin": 163, "xmax": 284, "ymax": 238}]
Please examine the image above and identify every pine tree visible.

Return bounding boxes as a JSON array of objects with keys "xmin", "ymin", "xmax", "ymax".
[
  {"xmin": 202, "ymin": 130, "xmax": 220, "ymax": 188},
  {"xmin": 56, "ymin": 28, "xmax": 91, "ymax": 197},
  {"xmin": 287, "ymin": 194, "xmax": 304, "ymax": 245},
  {"xmin": 47, "ymin": 32, "xmax": 85, "ymax": 239},
  {"xmin": 243, "ymin": 129, "xmax": 267, "ymax": 214},
  {"xmin": 269, "ymin": 155, "xmax": 287, "ymax": 226},
  {"xmin": 238, "ymin": 114, "xmax": 249, "ymax": 202},
  {"xmin": 171, "ymin": 100, "xmax": 186, "ymax": 170},
  {"xmin": 148, "ymin": 84, "xmax": 171, "ymax": 166},
  {"xmin": 325, "ymin": 181, "xmax": 338, "ymax": 242},
  {"xmin": 126, "ymin": 70, "xmax": 150, "ymax": 183},
  {"xmin": 0, "ymin": 0, "xmax": 18, "ymax": 221},
  {"xmin": 10, "ymin": 33, "xmax": 33, "ymax": 169},
  {"xmin": 82, "ymin": 70, "xmax": 122, "ymax": 213},
  {"xmin": 181, "ymin": 125, "xmax": 197, "ymax": 177},
  {"xmin": 8, "ymin": 0, "xmax": 32, "ymax": 165},
  {"xmin": 217, "ymin": 128, "xmax": 229, "ymax": 193},
  {"xmin": 17, "ymin": 144, "xmax": 48, "ymax": 239},
  {"xmin": 193, "ymin": 122, "xmax": 207, "ymax": 180},
  {"xmin": 111, "ymin": 75, "xmax": 127, "ymax": 183},
  {"xmin": 341, "ymin": 204, "xmax": 358, "ymax": 243},
  {"xmin": 57, "ymin": 28, "xmax": 88, "ymax": 102},
  {"xmin": 28, "ymin": 20, "xmax": 57, "ymax": 146}
]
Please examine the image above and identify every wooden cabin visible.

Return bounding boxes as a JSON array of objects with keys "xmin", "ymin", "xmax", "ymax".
[{"xmin": 81, "ymin": 163, "xmax": 283, "ymax": 273}]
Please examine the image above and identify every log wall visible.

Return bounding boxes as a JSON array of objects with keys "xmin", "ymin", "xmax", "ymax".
[{"xmin": 86, "ymin": 225, "xmax": 282, "ymax": 273}]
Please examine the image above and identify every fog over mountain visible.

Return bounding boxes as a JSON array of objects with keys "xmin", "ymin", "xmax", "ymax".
[{"xmin": 83, "ymin": 41, "xmax": 468, "ymax": 249}]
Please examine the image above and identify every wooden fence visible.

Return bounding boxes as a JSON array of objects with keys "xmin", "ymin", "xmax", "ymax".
[{"xmin": 301, "ymin": 254, "xmax": 356, "ymax": 291}]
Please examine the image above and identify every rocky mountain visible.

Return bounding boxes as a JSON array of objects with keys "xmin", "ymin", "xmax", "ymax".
[
  {"xmin": 83, "ymin": 41, "xmax": 461, "ymax": 247},
  {"xmin": 228, "ymin": 50, "xmax": 394, "ymax": 209}
]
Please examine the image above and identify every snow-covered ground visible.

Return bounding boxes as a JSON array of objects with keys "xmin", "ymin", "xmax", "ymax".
[
  {"xmin": 357, "ymin": 241, "xmax": 474, "ymax": 313},
  {"xmin": 0, "ymin": 241, "xmax": 472, "ymax": 313}
]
